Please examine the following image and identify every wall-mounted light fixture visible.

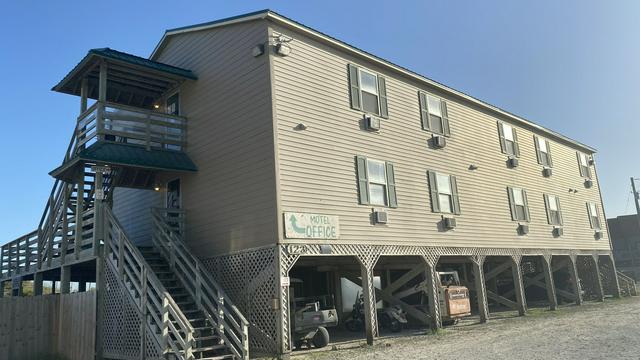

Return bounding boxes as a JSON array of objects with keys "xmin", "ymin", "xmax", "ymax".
[
  {"xmin": 468, "ymin": 164, "xmax": 479, "ymax": 171},
  {"xmin": 252, "ymin": 44, "xmax": 265, "ymax": 57},
  {"xmin": 294, "ymin": 123, "xmax": 307, "ymax": 131}
]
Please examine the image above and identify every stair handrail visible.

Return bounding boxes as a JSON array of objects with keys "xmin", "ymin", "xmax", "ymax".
[
  {"xmin": 104, "ymin": 206, "xmax": 196, "ymax": 359},
  {"xmin": 151, "ymin": 208, "xmax": 249, "ymax": 360}
]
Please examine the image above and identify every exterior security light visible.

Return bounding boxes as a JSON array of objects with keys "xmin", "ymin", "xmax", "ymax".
[{"xmin": 153, "ymin": 104, "xmax": 160, "ymax": 109}]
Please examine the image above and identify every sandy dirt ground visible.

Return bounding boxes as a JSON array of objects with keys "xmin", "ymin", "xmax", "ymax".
[{"xmin": 289, "ymin": 296, "xmax": 640, "ymax": 360}]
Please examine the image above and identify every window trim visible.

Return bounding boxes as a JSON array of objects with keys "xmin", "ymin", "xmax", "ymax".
[
  {"xmin": 498, "ymin": 122, "xmax": 520, "ymax": 157},
  {"xmin": 419, "ymin": 91, "xmax": 450, "ymax": 136},
  {"xmin": 534, "ymin": 135, "xmax": 553, "ymax": 167},
  {"xmin": 587, "ymin": 202, "xmax": 601, "ymax": 230},
  {"xmin": 507, "ymin": 186, "xmax": 530, "ymax": 222},
  {"xmin": 577, "ymin": 152, "xmax": 592, "ymax": 179},
  {"xmin": 348, "ymin": 64, "xmax": 389, "ymax": 118},
  {"xmin": 544, "ymin": 194, "xmax": 563, "ymax": 226},
  {"xmin": 367, "ymin": 159, "xmax": 388, "ymax": 206},
  {"xmin": 356, "ymin": 156, "xmax": 397, "ymax": 208},
  {"xmin": 428, "ymin": 170, "xmax": 461, "ymax": 215}
]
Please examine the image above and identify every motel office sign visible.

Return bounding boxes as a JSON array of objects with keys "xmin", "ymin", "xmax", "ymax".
[{"xmin": 284, "ymin": 212, "xmax": 340, "ymax": 239}]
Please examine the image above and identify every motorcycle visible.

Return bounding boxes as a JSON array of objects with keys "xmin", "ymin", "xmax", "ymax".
[{"xmin": 344, "ymin": 292, "xmax": 407, "ymax": 333}]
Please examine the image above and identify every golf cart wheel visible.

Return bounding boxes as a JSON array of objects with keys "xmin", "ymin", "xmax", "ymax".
[
  {"xmin": 388, "ymin": 319, "xmax": 402, "ymax": 333},
  {"xmin": 345, "ymin": 319, "xmax": 362, "ymax": 332},
  {"xmin": 312, "ymin": 326, "xmax": 330, "ymax": 348},
  {"xmin": 442, "ymin": 319, "xmax": 458, "ymax": 326}
]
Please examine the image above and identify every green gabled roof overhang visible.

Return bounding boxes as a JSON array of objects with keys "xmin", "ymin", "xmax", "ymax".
[
  {"xmin": 52, "ymin": 48, "xmax": 197, "ymax": 108},
  {"xmin": 50, "ymin": 142, "xmax": 197, "ymax": 181}
]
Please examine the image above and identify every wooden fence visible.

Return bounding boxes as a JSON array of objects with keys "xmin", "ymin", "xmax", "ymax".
[{"xmin": 0, "ymin": 292, "xmax": 96, "ymax": 360}]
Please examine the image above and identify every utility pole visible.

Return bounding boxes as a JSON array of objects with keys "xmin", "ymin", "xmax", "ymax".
[{"xmin": 631, "ymin": 177, "xmax": 640, "ymax": 228}]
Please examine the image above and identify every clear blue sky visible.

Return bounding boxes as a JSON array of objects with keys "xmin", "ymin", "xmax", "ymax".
[{"xmin": 1, "ymin": 0, "xmax": 639, "ymax": 241}]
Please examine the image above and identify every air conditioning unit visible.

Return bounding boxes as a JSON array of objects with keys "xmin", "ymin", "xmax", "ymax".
[
  {"xmin": 518, "ymin": 224, "xmax": 529, "ymax": 235},
  {"xmin": 588, "ymin": 158, "xmax": 595, "ymax": 165},
  {"xmin": 543, "ymin": 167, "xmax": 553, "ymax": 177},
  {"xmin": 364, "ymin": 116, "xmax": 381, "ymax": 132},
  {"xmin": 433, "ymin": 135, "xmax": 447, "ymax": 149},
  {"xmin": 584, "ymin": 179, "xmax": 593, "ymax": 188},
  {"xmin": 508, "ymin": 157, "xmax": 519, "ymax": 168},
  {"xmin": 373, "ymin": 210, "xmax": 388, "ymax": 224},
  {"xmin": 553, "ymin": 226, "xmax": 563, "ymax": 237},
  {"xmin": 443, "ymin": 217, "xmax": 457, "ymax": 230},
  {"xmin": 594, "ymin": 230, "xmax": 603, "ymax": 240}
]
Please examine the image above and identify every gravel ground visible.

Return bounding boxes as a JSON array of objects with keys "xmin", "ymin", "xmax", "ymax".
[{"xmin": 290, "ymin": 296, "xmax": 640, "ymax": 360}]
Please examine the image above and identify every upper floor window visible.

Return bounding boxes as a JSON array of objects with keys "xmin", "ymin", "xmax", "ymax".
[
  {"xmin": 544, "ymin": 194, "xmax": 563, "ymax": 225},
  {"xmin": 166, "ymin": 93, "xmax": 180, "ymax": 115},
  {"xmin": 587, "ymin": 202, "xmax": 601, "ymax": 230},
  {"xmin": 427, "ymin": 170, "xmax": 460, "ymax": 214},
  {"xmin": 419, "ymin": 92, "xmax": 450, "ymax": 136},
  {"xmin": 534, "ymin": 136, "xmax": 553, "ymax": 167},
  {"xmin": 507, "ymin": 187, "xmax": 530, "ymax": 221},
  {"xmin": 577, "ymin": 152, "xmax": 592, "ymax": 178},
  {"xmin": 498, "ymin": 122, "xmax": 520, "ymax": 157},
  {"xmin": 348, "ymin": 64, "xmax": 389, "ymax": 118},
  {"xmin": 356, "ymin": 155, "xmax": 397, "ymax": 207}
]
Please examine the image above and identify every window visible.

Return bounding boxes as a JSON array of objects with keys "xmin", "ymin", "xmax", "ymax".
[
  {"xmin": 535, "ymin": 136, "xmax": 553, "ymax": 167},
  {"xmin": 577, "ymin": 152, "xmax": 592, "ymax": 178},
  {"xmin": 507, "ymin": 187, "xmax": 530, "ymax": 221},
  {"xmin": 166, "ymin": 93, "xmax": 180, "ymax": 115},
  {"xmin": 419, "ymin": 92, "xmax": 450, "ymax": 136},
  {"xmin": 427, "ymin": 171, "xmax": 461, "ymax": 214},
  {"xmin": 348, "ymin": 64, "xmax": 388, "ymax": 118},
  {"xmin": 498, "ymin": 122, "xmax": 520, "ymax": 157},
  {"xmin": 544, "ymin": 194, "xmax": 563, "ymax": 225},
  {"xmin": 587, "ymin": 202, "xmax": 601, "ymax": 230},
  {"xmin": 356, "ymin": 156, "xmax": 397, "ymax": 207}
]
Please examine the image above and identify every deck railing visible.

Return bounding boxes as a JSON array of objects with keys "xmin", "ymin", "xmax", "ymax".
[
  {"xmin": 151, "ymin": 208, "xmax": 250, "ymax": 360},
  {"xmin": 70, "ymin": 101, "xmax": 187, "ymax": 160},
  {"xmin": 104, "ymin": 207, "xmax": 196, "ymax": 359}
]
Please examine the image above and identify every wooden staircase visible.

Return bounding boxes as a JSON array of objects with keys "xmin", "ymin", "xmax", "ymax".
[{"xmin": 139, "ymin": 247, "xmax": 235, "ymax": 360}]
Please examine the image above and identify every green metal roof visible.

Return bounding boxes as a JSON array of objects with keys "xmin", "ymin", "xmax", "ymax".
[
  {"xmin": 87, "ymin": 48, "xmax": 197, "ymax": 80},
  {"xmin": 50, "ymin": 142, "xmax": 197, "ymax": 180}
]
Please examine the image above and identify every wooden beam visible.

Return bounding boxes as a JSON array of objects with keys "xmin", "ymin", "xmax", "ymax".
[
  {"xmin": 511, "ymin": 258, "xmax": 527, "ymax": 316},
  {"xmin": 80, "ymin": 77, "xmax": 88, "ymax": 113},
  {"xmin": 34, "ymin": 272, "xmax": 43, "ymax": 296},
  {"xmin": 471, "ymin": 260, "xmax": 489, "ymax": 323},
  {"xmin": 98, "ymin": 62, "xmax": 107, "ymax": 103},
  {"xmin": 484, "ymin": 261, "xmax": 513, "ymax": 281},
  {"xmin": 541, "ymin": 257, "xmax": 558, "ymax": 310},
  {"xmin": 486, "ymin": 290, "xmax": 518, "ymax": 309},
  {"xmin": 60, "ymin": 265, "xmax": 71, "ymax": 294}
]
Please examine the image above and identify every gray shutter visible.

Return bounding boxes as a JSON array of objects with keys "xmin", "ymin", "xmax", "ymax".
[
  {"xmin": 497, "ymin": 122, "xmax": 507, "ymax": 154},
  {"xmin": 427, "ymin": 170, "xmax": 440, "ymax": 213},
  {"xmin": 546, "ymin": 140, "xmax": 553, "ymax": 167},
  {"xmin": 576, "ymin": 152, "xmax": 585, "ymax": 177},
  {"xmin": 378, "ymin": 76, "xmax": 388, "ymax": 118},
  {"xmin": 507, "ymin": 187, "xmax": 517, "ymax": 221},
  {"xmin": 512, "ymin": 128, "xmax": 520, "ymax": 157},
  {"xmin": 585, "ymin": 162, "xmax": 592, "ymax": 179},
  {"xmin": 450, "ymin": 175, "xmax": 461, "ymax": 215},
  {"xmin": 419, "ymin": 92, "xmax": 430, "ymax": 131},
  {"xmin": 348, "ymin": 64, "xmax": 361, "ymax": 110},
  {"xmin": 386, "ymin": 162, "xmax": 397, "ymax": 208},
  {"xmin": 586, "ymin": 202, "xmax": 594, "ymax": 228},
  {"xmin": 543, "ymin": 194, "xmax": 552, "ymax": 225},
  {"xmin": 441, "ymin": 100, "xmax": 451, "ymax": 136},
  {"xmin": 522, "ymin": 189, "xmax": 531, "ymax": 222},
  {"xmin": 556, "ymin": 196, "xmax": 563, "ymax": 226},
  {"xmin": 356, "ymin": 156, "xmax": 369, "ymax": 205},
  {"xmin": 534, "ymin": 135, "xmax": 543, "ymax": 165},
  {"xmin": 594, "ymin": 204, "xmax": 601, "ymax": 229}
]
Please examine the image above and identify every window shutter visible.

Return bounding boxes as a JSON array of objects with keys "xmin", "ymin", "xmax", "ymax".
[
  {"xmin": 441, "ymin": 100, "xmax": 451, "ymax": 136},
  {"xmin": 419, "ymin": 92, "xmax": 430, "ymax": 131},
  {"xmin": 585, "ymin": 162, "xmax": 592, "ymax": 179},
  {"xmin": 378, "ymin": 76, "xmax": 388, "ymax": 118},
  {"xmin": 386, "ymin": 162, "xmax": 397, "ymax": 208},
  {"xmin": 497, "ymin": 122, "xmax": 507, "ymax": 154},
  {"xmin": 576, "ymin": 152, "xmax": 584, "ymax": 177},
  {"xmin": 522, "ymin": 189, "xmax": 531, "ymax": 222},
  {"xmin": 512, "ymin": 128, "xmax": 520, "ymax": 157},
  {"xmin": 556, "ymin": 196, "xmax": 563, "ymax": 226},
  {"xmin": 546, "ymin": 140, "xmax": 553, "ymax": 167},
  {"xmin": 534, "ymin": 135, "xmax": 543, "ymax": 165},
  {"xmin": 507, "ymin": 187, "xmax": 518, "ymax": 221},
  {"xmin": 356, "ymin": 156, "xmax": 369, "ymax": 205},
  {"xmin": 594, "ymin": 204, "xmax": 601, "ymax": 229},
  {"xmin": 450, "ymin": 175, "xmax": 461, "ymax": 215},
  {"xmin": 543, "ymin": 194, "xmax": 552, "ymax": 225},
  {"xmin": 427, "ymin": 170, "xmax": 440, "ymax": 213},
  {"xmin": 348, "ymin": 64, "xmax": 361, "ymax": 110},
  {"xmin": 586, "ymin": 202, "xmax": 594, "ymax": 228}
]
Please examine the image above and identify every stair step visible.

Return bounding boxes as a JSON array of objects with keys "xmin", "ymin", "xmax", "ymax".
[{"xmin": 195, "ymin": 335, "xmax": 220, "ymax": 342}]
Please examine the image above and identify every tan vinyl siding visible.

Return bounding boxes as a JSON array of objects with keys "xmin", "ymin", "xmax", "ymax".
[
  {"xmin": 150, "ymin": 20, "xmax": 278, "ymax": 257},
  {"xmin": 112, "ymin": 188, "xmax": 162, "ymax": 246},
  {"xmin": 269, "ymin": 23, "xmax": 610, "ymax": 251}
]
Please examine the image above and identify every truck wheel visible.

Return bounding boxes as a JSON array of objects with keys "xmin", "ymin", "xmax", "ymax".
[{"xmin": 312, "ymin": 327, "xmax": 330, "ymax": 348}]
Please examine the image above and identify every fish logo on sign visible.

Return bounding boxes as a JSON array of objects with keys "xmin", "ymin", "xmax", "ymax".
[{"xmin": 289, "ymin": 214, "xmax": 307, "ymax": 235}]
